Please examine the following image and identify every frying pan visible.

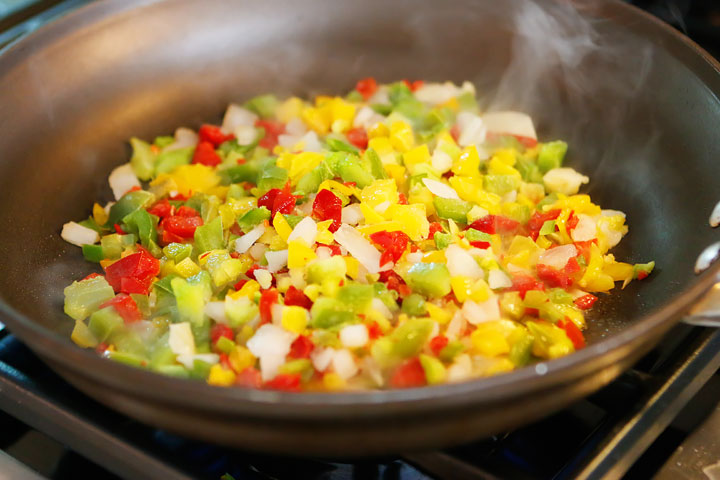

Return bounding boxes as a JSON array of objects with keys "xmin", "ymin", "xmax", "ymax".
[{"xmin": 0, "ymin": 0, "xmax": 719, "ymax": 456}]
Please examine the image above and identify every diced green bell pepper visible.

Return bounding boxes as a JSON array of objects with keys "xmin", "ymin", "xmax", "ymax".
[
  {"xmin": 223, "ymin": 162, "xmax": 260, "ymax": 184},
  {"xmin": 237, "ymin": 207, "xmax": 271, "ymax": 233},
  {"xmin": 64, "ymin": 276, "xmax": 115, "ymax": 321},
  {"xmin": 391, "ymin": 317, "xmax": 434, "ymax": 358},
  {"xmin": 364, "ymin": 148, "xmax": 387, "ymax": 179},
  {"xmin": 434, "ymin": 232, "xmax": 452, "ymax": 250},
  {"xmin": 163, "ymin": 242, "xmax": 193, "ymax": 262},
  {"xmin": 296, "ymin": 162, "xmax": 333, "ymax": 195},
  {"xmin": 171, "ymin": 277, "xmax": 206, "ymax": 325},
  {"xmin": 540, "ymin": 220, "xmax": 556, "ymax": 236},
  {"xmin": 310, "ymin": 297, "xmax": 356, "ymax": 329},
  {"xmin": 154, "ymin": 146, "xmax": 194, "ymax": 175},
  {"xmin": 154, "ymin": 136, "xmax": 175, "ymax": 148},
  {"xmin": 194, "ymin": 216, "xmax": 224, "ymax": 253},
  {"xmin": 78, "ymin": 217, "xmax": 102, "ymax": 233},
  {"xmin": 257, "ymin": 164, "xmax": 288, "ymax": 193},
  {"xmin": 106, "ymin": 350, "xmax": 146, "ymax": 368},
  {"xmin": 283, "ymin": 214, "xmax": 304, "ymax": 229},
  {"xmin": 483, "ymin": 175, "xmax": 520, "ymax": 195},
  {"xmin": 508, "ymin": 328, "xmax": 534, "ymax": 367},
  {"xmin": 401, "ymin": 293, "xmax": 427, "ymax": 316},
  {"xmin": 122, "ymin": 208, "xmax": 158, "ymax": 250},
  {"xmin": 419, "ymin": 354, "xmax": 447, "ymax": 385},
  {"xmin": 100, "ymin": 233, "xmax": 136, "ymax": 260},
  {"xmin": 216, "ymin": 336, "xmax": 236, "ymax": 355},
  {"xmin": 434, "ymin": 197, "xmax": 471, "ymax": 223},
  {"xmin": 326, "ymin": 137, "xmax": 359, "ymax": 154},
  {"xmin": 439, "ymin": 340, "xmax": 465, "ymax": 362},
  {"xmin": 155, "ymin": 364, "xmax": 190, "ymax": 378},
  {"xmin": 548, "ymin": 288, "xmax": 574, "ymax": 304},
  {"xmin": 71, "ymin": 320, "xmax": 99, "ymax": 348},
  {"xmin": 244, "ymin": 94, "xmax": 278, "ymax": 118},
  {"xmin": 307, "ymin": 256, "xmax": 347, "ymax": 284},
  {"xmin": 336, "ymin": 284, "xmax": 374, "ymax": 313},
  {"xmin": 225, "ymin": 297, "xmax": 259, "ymax": 327},
  {"xmin": 537, "ymin": 141, "xmax": 568, "ymax": 173},
  {"xmin": 189, "ymin": 359, "xmax": 214, "ymax": 380},
  {"xmin": 373, "ymin": 283, "xmax": 399, "ymax": 312},
  {"xmin": 406, "ymin": 263, "xmax": 451, "ymax": 298},
  {"xmin": 129, "ymin": 137, "xmax": 156, "ymax": 181},
  {"xmin": 337, "ymin": 154, "xmax": 375, "ymax": 188},
  {"xmin": 88, "ymin": 307, "xmax": 124, "ymax": 342},
  {"xmin": 527, "ymin": 321, "xmax": 574, "ymax": 359},
  {"xmin": 82, "ymin": 244, "xmax": 104, "ymax": 263},
  {"xmin": 105, "ymin": 190, "xmax": 155, "ymax": 227},
  {"xmin": 633, "ymin": 261, "xmax": 655, "ymax": 279},
  {"xmin": 465, "ymin": 229, "xmax": 491, "ymax": 244}
]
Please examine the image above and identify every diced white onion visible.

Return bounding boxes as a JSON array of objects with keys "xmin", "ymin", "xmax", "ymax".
[
  {"xmin": 422, "ymin": 178, "xmax": 460, "ymax": 199},
  {"xmin": 543, "ymin": 168, "xmax": 589, "ymax": 195},
  {"xmin": 265, "ymin": 250, "xmax": 288, "ymax": 273},
  {"xmin": 61, "ymin": 221, "xmax": 99, "ymax": 247},
  {"xmin": 271, "ymin": 303, "xmax": 284, "ymax": 325},
  {"xmin": 287, "ymin": 217, "xmax": 317, "ymax": 247},
  {"xmin": 259, "ymin": 354, "xmax": 286, "ymax": 382},
  {"xmin": 462, "ymin": 297, "xmax": 501, "ymax": 325},
  {"xmin": 406, "ymin": 252, "xmax": 423, "ymax": 264},
  {"xmin": 370, "ymin": 297, "xmax": 393, "ymax": 319},
  {"xmin": 445, "ymin": 311, "xmax": 467, "ymax": 340},
  {"xmin": 414, "ymin": 82, "xmax": 463, "ymax": 105},
  {"xmin": 361, "ymin": 357, "xmax": 384, "ymax": 387},
  {"xmin": 447, "ymin": 354, "xmax": 473, "ymax": 382},
  {"xmin": 374, "ymin": 201, "xmax": 390, "ymax": 214},
  {"xmin": 311, "ymin": 347, "xmax": 335, "ymax": 372},
  {"xmin": 315, "ymin": 246, "xmax": 332, "ymax": 260},
  {"xmin": 341, "ymin": 204, "xmax": 364, "ymax": 225},
  {"xmin": 488, "ymin": 269, "xmax": 512, "ymax": 289},
  {"xmin": 457, "ymin": 115, "xmax": 487, "ymax": 147},
  {"xmin": 339, "ymin": 324, "xmax": 369, "ymax": 348},
  {"xmin": 165, "ymin": 127, "xmax": 198, "ymax": 152},
  {"xmin": 368, "ymin": 87, "xmax": 389, "ymax": 105},
  {"xmin": 204, "ymin": 302, "xmax": 227, "ymax": 324},
  {"xmin": 234, "ymin": 125, "xmax": 258, "ymax": 145},
  {"xmin": 248, "ymin": 243, "xmax": 267, "ymax": 261},
  {"xmin": 285, "ymin": 118, "xmax": 307, "ymax": 136},
  {"xmin": 234, "ymin": 224, "xmax": 265, "ymax": 254},
  {"xmin": 222, "ymin": 104, "xmax": 257, "ymax": 133},
  {"xmin": 334, "ymin": 224, "xmax": 382, "ymax": 274},
  {"xmin": 431, "ymin": 148, "xmax": 453, "ymax": 173},
  {"xmin": 247, "ymin": 324, "xmax": 296, "ymax": 359},
  {"xmin": 108, "ymin": 163, "xmax": 141, "ymax": 200},
  {"xmin": 353, "ymin": 105, "xmax": 385, "ymax": 129},
  {"xmin": 601, "ymin": 209, "xmax": 626, "ymax": 218},
  {"xmin": 538, "ymin": 244, "xmax": 578, "ymax": 270},
  {"xmin": 168, "ymin": 322, "xmax": 195, "ymax": 356},
  {"xmin": 331, "ymin": 349, "xmax": 358, "ymax": 380},
  {"xmin": 175, "ymin": 353, "xmax": 219, "ymax": 369},
  {"xmin": 446, "ymin": 244, "xmax": 484, "ymax": 279},
  {"xmin": 571, "ymin": 214, "xmax": 597, "ymax": 242},
  {"xmin": 254, "ymin": 269, "xmax": 273, "ymax": 289},
  {"xmin": 482, "ymin": 111, "xmax": 537, "ymax": 140}
]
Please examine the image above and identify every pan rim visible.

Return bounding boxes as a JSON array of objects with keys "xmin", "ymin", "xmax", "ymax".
[{"xmin": 0, "ymin": 0, "xmax": 719, "ymax": 417}]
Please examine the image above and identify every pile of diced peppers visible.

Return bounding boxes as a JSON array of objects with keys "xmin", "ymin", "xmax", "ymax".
[{"xmin": 63, "ymin": 78, "xmax": 654, "ymax": 392}]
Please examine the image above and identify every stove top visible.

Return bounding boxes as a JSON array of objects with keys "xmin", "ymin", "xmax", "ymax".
[{"xmin": 2, "ymin": 1, "xmax": 720, "ymax": 479}]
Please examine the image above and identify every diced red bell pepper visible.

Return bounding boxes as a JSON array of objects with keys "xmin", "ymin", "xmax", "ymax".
[
  {"xmin": 233, "ymin": 279, "xmax": 248, "ymax": 291},
  {"xmin": 82, "ymin": 273, "xmax": 103, "ymax": 281},
  {"xmin": 379, "ymin": 270, "xmax": 411, "ymax": 298},
  {"xmin": 283, "ymin": 285, "xmax": 313, "ymax": 309},
  {"xmin": 99, "ymin": 293, "xmax": 142, "ymax": 324},
  {"xmin": 161, "ymin": 229, "xmax": 185, "ymax": 246},
  {"xmin": 429, "ymin": 335, "xmax": 449, "ymax": 356},
  {"xmin": 272, "ymin": 185, "xmax": 298, "ymax": 217},
  {"xmin": 574, "ymin": 240, "xmax": 597, "ymax": 263},
  {"xmin": 191, "ymin": 141, "xmax": 222, "ymax": 166},
  {"xmin": 255, "ymin": 119, "xmax": 285, "ymax": 150},
  {"xmin": 637, "ymin": 271, "xmax": 649, "ymax": 280},
  {"xmin": 312, "ymin": 189, "xmax": 342, "ymax": 232},
  {"xmin": 257, "ymin": 188, "xmax": 280, "ymax": 211},
  {"xmin": 175, "ymin": 206, "xmax": 199, "ymax": 217},
  {"xmin": 536, "ymin": 264, "xmax": 572, "ymax": 288},
  {"xmin": 390, "ymin": 357, "xmax": 427, "ymax": 388},
  {"xmin": 162, "ymin": 215, "xmax": 203, "ymax": 238},
  {"xmin": 264, "ymin": 373, "xmax": 301, "ymax": 392},
  {"xmin": 147, "ymin": 199, "xmax": 173, "ymax": 219},
  {"xmin": 574, "ymin": 294, "xmax": 598, "ymax": 310},
  {"xmin": 259, "ymin": 288, "xmax": 279, "ymax": 325},
  {"xmin": 367, "ymin": 321, "xmax": 382, "ymax": 340},
  {"xmin": 427, "ymin": 222, "xmax": 444, "ymax": 240},
  {"xmin": 245, "ymin": 264, "xmax": 261, "ymax": 281},
  {"xmin": 370, "ymin": 231, "xmax": 410, "ymax": 267},
  {"xmin": 450, "ymin": 124, "xmax": 460, "ymax": 143},
  {"xmin": 355, "ymin": 77, "xmax": 378, "ymax": 100},
  {"xmin": 104, "ymin": 248, "xmax": 160, "ymax": 295},
  {"xmin": 346, "ymin": 128, "xmax": 368, "ymax": 150},
  {"xmin": 566, "ymin": 211, "xmax": 579, "ymax": 232},
  {"xmin": 508, "ymin": 273, "xmax": 545, "ymax": 299},
  {"xmin": 557, "ymin": 318, "xmax": 586, "ymax": 350},
  {"xmin": 526, "ymin": 209, "xmax": 562, "ymax": 240},
  {"xmin": 468, "ymin": 215, "xmax": 520, "ymax": 235},
  {"xmin": 114, "ymin": 224, "xmax": 126, "ymax": 235},
  {"xmin": 470, "ymin": 241, "xmax": 491, "ymax": 249},
  {"xmin": 198, "ymin": 124, "xmax": 234, "ymax": 147},
  {"xmin": 525, "ymin": 307, "xmax": 540, "ymax": 317},
  {"xmin": 324, "ymin": 244, "xmax": 342, "ymax": 256},
  {"xmin": 397, "ymin": 193, "xmax": 409, "ymax": 205},
  {"xmin": 211, "ymin": 324, "xmax": 234, "ymax": 344},
  {"xmin": 402, "ymin": 79, "xmax": 424, "ymax": 92},
  {"xmin": 236, "ymin": 367, "xmax": 262, "ymax": 388},
  {"xmin": 288, "ymin": 335, "xmax": 314, "ymax": 359}
]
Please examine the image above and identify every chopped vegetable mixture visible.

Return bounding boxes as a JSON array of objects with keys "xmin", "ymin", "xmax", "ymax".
[{"xmin": 61, "ymin": 79, "xmax": 654, "ymax": 391}]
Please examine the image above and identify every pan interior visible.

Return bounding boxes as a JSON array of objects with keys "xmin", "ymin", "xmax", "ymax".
[{"xmin": 0, "ymin": 0, "xmax": 718, "ymax": 349}]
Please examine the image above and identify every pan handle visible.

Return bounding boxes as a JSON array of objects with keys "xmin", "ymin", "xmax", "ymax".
[{"xmin": 683, "ymin": 282, "xmax": 720, "ymax": 327}]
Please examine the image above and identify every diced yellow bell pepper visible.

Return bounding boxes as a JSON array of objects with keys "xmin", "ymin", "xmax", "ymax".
[
  {"xmin": 492, "ymin": 148, "xmax": 517, "ymax": 166},
  {"xmin": 155, "ymin": 164, "xmax": 221, "ymax": 196},
  {"xmin": 484, "ymin": 358, "xmax": 516, "ymax": 375},
  {"xmin": 330, "ymin": 97, "xmax": 356, "ymax": 133},
  {"xmin": 272, "ymin": 212, "xmax": 293, "ymax": 242},
  {"xmin": 425, "ymin": 302, "xmax": 452, "ymax": 324},
  {"xmin": 536, "ymin": 235, "xmax": 552, "ymax": 249},
  {"xmin": 368, "ymin": 122, "xmax": 389, "ymax": 138},
  {"xmin": 207, "ymin": 365, "xmax": 237, "ymax": 386},
  {"xmin": 422, "ymin": 251, "xmax": 446, "ymax": 263},
  {"xmin": 228, "ymin": 346, "xmax": 256, "ymax": 373},
  {"xmin": 93, "ymin": 203, "xmax": 108, "ymax": 225},
  {"xmin": 281, "ymin": 306, "xmax": 309, "ymax": 333},
  {"xmin": 603, "ymin": 257, "xmax": 634, "ymax": 282},
  {"xmin": 451, "ymin": 276, "xmax": 473, "ymax": 302},
  {"xmin": 322, "ymin": 372, "xmax": 346, "ymax": 390},
  {"xmin": 402, "ymin": 144, "xmax": 431, "ymax": 175},
  {"xmin": 579, "ymin": 243, "xmax": 615, "ymax": 292},
  {"xmin": 360, "ymin": 179, "xmax": 399, "ymax": 211},
  {"xmin": 303, "ymin": 284, "xmax": 321, "ymax": 301},
  {"xmin": 230, "ymin": 279, "xmax": 260, "ymax": 300},
  {"xmin": 471, "ymin": 322, "xmax": 510, "ymax": 357},
  {"xmin": 384, "ymin": 164, "xmax": 407, "ymax": 191},
  {"xmin": 389, "ymin": 121, "xmax": 414, "ymax": 152},
  {"xmin": 488, "ymin": 157, "xmax": 521, "ymax": 179},
  {"xmin": 301, "ymin": 106, "xmax": 330, "ymax": 134},
  {"xmin": 344, "ymin": 256, "xmax": 360, "ymax": 280},
  {"xmin": 452, "ymin": 146, "xmax": 481, "ymax": 177},
  {"xmin": 174, "ymin": 257, "xmax": 201, "ymax": 278},
  {"xmin": 160, "ymin": 259, "xmax": 176, "ymax": 277},
  {"xmin": 386, "ymin": 203, "xmax": 429, "ymax": 241},
  {"xmin": 276, "ymin": 97, "xmax": 305, "ymax": 123},
  {"xmin": 288, "ymin": 239, "xmax": 316, "ymax": 269},
  {"xmin": 438, "ymin": 97, "xmax": 459, "ymax": 110}
]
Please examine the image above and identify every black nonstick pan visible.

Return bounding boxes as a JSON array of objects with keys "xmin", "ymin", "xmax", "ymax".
[{"xmin": 0, "ymin": 0, "xmax": 719, "ymax": 455}]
